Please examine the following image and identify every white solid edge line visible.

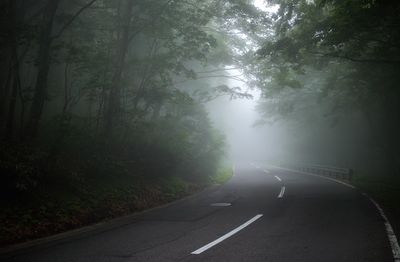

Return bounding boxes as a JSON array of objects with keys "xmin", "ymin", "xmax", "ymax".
[
  {"xmin": 364, "ymin": 193, "xmax": 400, "ymax": 261},
  {"xmin": 268, "ymin": 165, "xmax": 400, "ymax": 261},
  {"xmin": 191, "ymin": 214, "xmax": 263, "ymax": 255},
  {"xmin": 274, "ymin": 175, "xmax": 282, "ymax": 182},
  {"xmin": 278, "ymin": 186, "xmax": 285, "ymax": 198}
]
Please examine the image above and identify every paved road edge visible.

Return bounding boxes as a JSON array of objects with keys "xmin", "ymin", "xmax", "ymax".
[
  {"xmin": 267, "ymin": 164, "xmax": 400, "ymax": 262},
  {"xmin": 0, "ymin": 185, "xmax": 221, "ymax": 259}
]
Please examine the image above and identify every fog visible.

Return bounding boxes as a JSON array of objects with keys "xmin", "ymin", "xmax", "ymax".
[
  {"xmin": 206, "ymin": 74, "xmax": 281, "ymax": 164},
  {"xmin": 207, "ymin": 72, "xmax": 386, "ymax": 176},
  {"xmin": 1, "ymin": 0, "xmax": 400, "ymax": 248}
]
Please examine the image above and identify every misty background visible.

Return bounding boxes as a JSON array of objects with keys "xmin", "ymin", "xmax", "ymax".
[{"xmin": 1, "ymin": 0, "xmax": 399, "ymax": 246}]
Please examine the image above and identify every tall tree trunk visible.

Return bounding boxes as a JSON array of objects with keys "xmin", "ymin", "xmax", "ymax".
[
  {"xmin": 5, "ymin": 73, "xmax": 18, "ymax": 140},
  {"xmin": 104, "ymin": 0, "xmax": 134, "ymax": 139},
  {"xmin": 3, "ymin": 0, "xmax": 19, "ymax": 140},
  {"xmin": 25, "ymin": 0, "xmax": 61, "ymax": 139},
  {"xmin": 0, "ymin": 64, "xmax": 12, "ymax": 131},
  {"xmin": 0, "ymin": 1, "xmax": 13, "ymax": 134},
  {"xmin": 62, "ymin": 60, "xmax": 70, "ymax": 116}
]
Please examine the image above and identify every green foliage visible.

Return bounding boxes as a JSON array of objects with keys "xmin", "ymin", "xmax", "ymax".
[
  {"xmin": 0, "ymin": 144, "xmax": 48, "ymax": 195},
  {"xmin": 354, "ymin": 173, "xmax": 400, "ymax": 223},
  {"xmin": 212, "ymin": 162, "xmax": 234, "ymax": 185},
  {"xmin": 0, "ymin": 92, "xmax": 226, "ymax": 244},
  {"xmin": 251, "ymin": 0, "xmax": 400, "ymax": 176}
]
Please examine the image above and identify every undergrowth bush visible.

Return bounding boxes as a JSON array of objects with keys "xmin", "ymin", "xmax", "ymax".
[{"xmin": 0, "ymin": 109, "xmax": 226, "ymax": 246}]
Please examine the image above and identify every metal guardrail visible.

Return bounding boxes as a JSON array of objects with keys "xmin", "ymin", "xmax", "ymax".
[{"xmin": 292, "ymin": 164, "xmax": 354, "ymax": 181}]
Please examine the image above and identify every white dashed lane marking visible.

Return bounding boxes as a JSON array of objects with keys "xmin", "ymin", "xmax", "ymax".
[
  {"xmin": 191, "ymin": 214, "xmax": 263, "ymax": 255},
  {"xmin": 278, "ymin": 186, "xmax": 285, "ymax": 198}
]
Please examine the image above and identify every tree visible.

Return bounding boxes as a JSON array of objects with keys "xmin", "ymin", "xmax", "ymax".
[
  {"xmin": 25, "ymin": 0, "xmax": 62, "ymax": 139},
  {"xmin": 254, "ymin": 0, "xmax": 400, "ymax": 175}
]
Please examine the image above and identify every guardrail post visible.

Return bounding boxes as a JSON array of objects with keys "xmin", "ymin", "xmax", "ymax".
[{"xmin": 348, "ymin": 169, "xmax": 353, "ymax": 181}]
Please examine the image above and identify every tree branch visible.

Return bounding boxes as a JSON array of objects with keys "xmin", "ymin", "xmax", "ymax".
[
  {"xmin": 51, "ymin": 0, "xmax": 98, "ymax": 40},
  {"xmin": 312, "ymin": 51, "xmax": 400, "ymax": 65},
  {"xmin": 175, "ymin": 74, "xmax": 247, "ymax": 85},
  {"xmin": 196, "ymin": 67, "xmax": 244, "ymax": 74}
]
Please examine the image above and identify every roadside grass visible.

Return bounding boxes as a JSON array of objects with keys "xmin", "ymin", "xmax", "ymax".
[
  {"xmin": 353, "ymin": 175, "xmax": 400, "ymax": 206},
  {"xmin": 0, "ymin": 136, "xmax": 225, "ymax": 247},
  {"xmin": 0, "ymin": 174, "xmax": 200, "ymax": 247},
  {"xmin": 212, "ymin": 163, "xmax": 233, "ymax": 185},
  {"xmin": 353, "ymin": 174, "xmax": 400, "ymax": 210},
  {"xmin": 353, "ymin": 174, "xmax": 400, "ymax": 237}
]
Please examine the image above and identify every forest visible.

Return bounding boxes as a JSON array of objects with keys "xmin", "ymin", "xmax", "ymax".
[{"xmin": 1, "ymin": 0, "xmax": 399, "ymax": 247}]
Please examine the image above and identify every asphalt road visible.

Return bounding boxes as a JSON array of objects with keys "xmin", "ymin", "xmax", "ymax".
[{"xmin": 2, "ymin": 162, "xmax": 396, "ymax": 262}]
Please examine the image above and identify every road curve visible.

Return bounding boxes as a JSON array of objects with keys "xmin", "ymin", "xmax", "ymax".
[{"xmin": 2, "ymin": 162, "xmax": 395, "ymax": 261}]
